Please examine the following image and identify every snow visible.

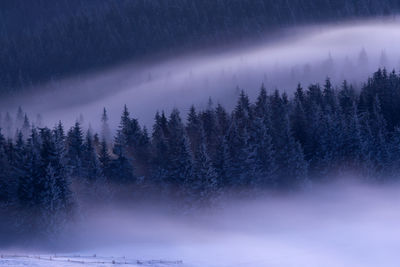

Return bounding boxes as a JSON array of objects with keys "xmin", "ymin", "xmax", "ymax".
[
  {"xmin": 3, "ymin": 183, "xmax": 400, "ymax": 267},
  {"xmin": 0, "ymin": 255, "xmax": 183, "ymax": 267}
]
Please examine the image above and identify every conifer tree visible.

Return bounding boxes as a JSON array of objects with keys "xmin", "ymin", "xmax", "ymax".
[
  {"xmin": 21, "ymin": 114, "xmax": 30, "ymax": 140},
  {"xmin": 224, "ymin": 120, "xmax": 249, "ymax": 187},
  {"xmin": 165, "ymin": 109, "xmax": 193, "ymax": 193},
  {"xmin": 99, "ymin": 139, "xmax": 112, "ymax": 181},
  {"xmin": 67, "ymin": 122, "xmax": 84, "ymax": 177},
  {"xmin": 15, "ymin": 107, "xmax": 24, "ymax": 130},
  {"xmin": 291, "ymin": 84, "xmax": 308, "ymax": 147},
  {"xmin": 101, "ymin": 107, "xmax": 112, "ymax": 144},
  {"xmin": 150, "ymin": 111, "xmax": 170, "ymax": 188},
  {"xmin": 186, "ymin": 105, "xmax": 202, "ymax": 155},
  {"xmin": 0, "ymin": 130, "xmax": 11, "ymax": 204},
  {"xmin": 200, "ymin": 99, "xmax": 218, "ymax": 159},
  {"xmin": 82, "ymin": 131, "xmax": 103, "ymax": 183},
  {"xmin": 248, "ymin": 114, "xmax": 277, "ymax": 188},
  {"xmin": 4, "ymin": 112, "xmax": 13, "ymax": 139},
  {"xmin": 111, "ymin": 128, "xmax": 136, "ymax": 184},
  {"xmin": 191, "ymin": 135, "xmax": 219, "ymax": 205}
]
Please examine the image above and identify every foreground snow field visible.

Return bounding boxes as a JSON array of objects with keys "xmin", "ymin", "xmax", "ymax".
[
  {"xmin": 0, "ymin": 255, "xmax": 183, "ymax": 267},
  {"xmin": 2, "ymin": 184, "xmax": 400, "ymax": 267}
]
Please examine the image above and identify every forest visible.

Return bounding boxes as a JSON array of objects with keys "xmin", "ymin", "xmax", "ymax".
[
  {"xmin": 1, "ymin": 0, "xmax": 399, "ymax": 93},
  {"xmin": 0, "ymin": 68, "xmax": 400, "ymax": 241}
]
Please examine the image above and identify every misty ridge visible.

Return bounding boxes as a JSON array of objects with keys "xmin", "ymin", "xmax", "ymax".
[
  {"xmin": 1, "ymin": 0, "xmax": 399, "ymax": 92},
  {"xmin": 2, "ymin": 19, "xmax": 400, "ymax": 129}
]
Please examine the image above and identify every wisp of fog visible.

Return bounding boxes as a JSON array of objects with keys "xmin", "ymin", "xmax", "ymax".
[
  {"xmin": 2, "ymin": 19, "xmax": 400, "ymax": 130},
  {"xmin": 4, "ymin": 181, "xmax": 400, "ymax": 267}
]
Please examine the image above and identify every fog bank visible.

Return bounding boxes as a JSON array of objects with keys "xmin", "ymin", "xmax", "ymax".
[
  {"xmin": 2, "ymin": 18, "xmax": 400, "ymax": 131},
  {"xmin": 4, "ymin": 181, "xmax": 400, "ymax": 267}
]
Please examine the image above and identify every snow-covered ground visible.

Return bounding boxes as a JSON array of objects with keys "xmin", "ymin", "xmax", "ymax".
[
  {"xmin": 2, "ymin": 182, "xmax": 400, "ymax": 267},
  {"xmin": 0, "ymin": 255, "xmax": 183, "ymax": 267}
]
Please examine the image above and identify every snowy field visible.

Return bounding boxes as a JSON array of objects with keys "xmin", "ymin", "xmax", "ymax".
[
  {"xmin": 0, "ymin": 255, "xmax": 183, "ymax": 267},
  {"xmin": 2, "ymin": 183, "xmax": 400, "ymax": 267}
]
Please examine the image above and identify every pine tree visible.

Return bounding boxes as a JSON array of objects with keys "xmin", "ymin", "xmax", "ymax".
[
  {"xmin": 247, "ymin": 116, "xmax": 277, "ymax": 188},
  {"xmin": 213, "ymin": 134, "xmax": 229, "ymax": 189},
  {"xmin": 111, "ymin": 128, "xmax": 136, "ymax": 184},
  {"xmin": 21, "ymin": 114, "xmax": 30, "ymax": 140},
  {"xmin": 150, "ymin": 111, "xmax": 170, "ymax": 188},
  {"xmin": 270, "ymin": 90, "xmax": 308, "ymax": 188},
  {"xmin": 191, "ymin": 135, "xmax": 219, "ymax": 205},
  {"xmin": 254, "ymin": 84, "xmax": 268, "ymax": 117},
  {"xmin": 291, "ymin": 84, "xmax": 308, "ymax": 147},
  {"xmin": 82, "ymin": 131, "xmax": 103, "ymax": 183},
  {"xmin": 51, "ymin": 123, "xmax": 72, "ymax": 207},
  {"xmin": 278, "ymin": 115, "xmax": 308, "ymax": 188},
  {"xmin": 200, "ymin": 99, "xmax": 218, "ymax": 159},
  {"xmin": 99, "ymin": 139, "xmax": 112, "ymax": 181},
  {"xmin": 15, "ymin": 107, "xmax": 24, "ymax": 130},
  {"xmin": 234, "ymin": 90, "xmax": 252, "ymax": 132},
  {"xmin": 359, "ymin": 96, "xmax": 390, "ymax": 178},
  {"xmin": 0, "ymin": 130, "xmax": 11, "ymax": 204},
  {"xmin": 224, "ymin": 120, "xmax": 249, "ymax": 187},
  {"xmin": 186, "ymin": 105, "xmax": 202, "ymax": 155},
  {"xmin": 39, "ymin": 164, "xmax": 63, "ymax": 231},
  {"xmin": 165, "ymin": 109, "xmax": 193, "ymax": 194},
  {"xmin": 101, "ymin": 107, "xmax": 112, "ymax": 144},
  {"xmin": 17, "ymin": 128, "xmax": 42, "ymax": 209},
  {"xmin": 117, "ymin": 105, "xmax": 149, "ymax": 177},
  {"xmin": 215, "ymin": 103, "xmax": 230, "ymax": 136},
  {"xmin": 4, "ymin": 112, "xmax": 13, "ymax": 139},
  {"xmin": 66, "ymin": 122, "xmax": 84, "ymax": 177},
  {"xmin": 323, "ymin": 78, "xmax": 337, "ymax": 112}
]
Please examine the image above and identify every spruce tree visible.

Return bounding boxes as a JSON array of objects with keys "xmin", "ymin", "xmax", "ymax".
[
  {"xmin": 82, "ymin": 131, "xmax": 103, "ymax": 183},
  {"xmin": 191, "ymin": 135, "xmax": 219, "ymax": 205},
  {"xmin": 166, "ymin": 109, "xmax": 193, "ymax": 194},
  {"xmin": 111, "ymin": 128, "xmax": 136, "ymax": 184},
  {"xmin": 99, "ymin": 139, "xmax": 112, "ymax": 181},
  {"xmin": 66, "ymin": 122, "xmax": 84, "ymax": 177},
  {"xmin": 150, "ymin": 111, "xmax": 170, "ymax": 187},
  {"xmin": 101, "ymin": 107, "xmax": 112, "ymax": 144}
]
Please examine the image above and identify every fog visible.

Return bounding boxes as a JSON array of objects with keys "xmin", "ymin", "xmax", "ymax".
[
  {"xmin": 2, "ymin": 18, "xmax": 400, "ymax": 131},
  {"xmin": 4, "ymin": 181, "xmax": 400, "ymax": 267}
]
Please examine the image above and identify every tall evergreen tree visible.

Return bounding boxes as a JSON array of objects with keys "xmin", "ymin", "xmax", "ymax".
[
  {"xmin": 101, "ymin": 107, "xmax": 112, "ymax": 144},
  {"xmin": 190, "ymin": 132, "xmax": 219, "ymax": 205},
  {"xmin": 165, "ymin": 109, "xmax": 193, "ymax": 194},
  {"xmin": 66, "ymin": 122, "xmax": 84, "ymax": 177}
]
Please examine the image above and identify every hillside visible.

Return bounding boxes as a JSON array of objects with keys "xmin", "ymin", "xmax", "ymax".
[{"xmin": 1, "ymin": 0, "xmax": 399, "ymax": 93}]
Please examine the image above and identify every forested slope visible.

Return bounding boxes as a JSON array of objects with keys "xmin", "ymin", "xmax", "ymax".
[
  {"xmin": 1, "ymin": 69, "xmax": 400, "ymax": 238},
  {"xmin": 1, "ymin": 0, "xmax": 399, "ymax": 93}
]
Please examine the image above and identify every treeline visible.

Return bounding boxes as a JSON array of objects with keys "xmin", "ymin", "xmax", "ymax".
[
  {"xmin": 1, "ymin": 0, "xmax": 399, "ymax": 93},
  {"xmin": 1, "ymin": 69, "xmax": 400, "ymax": 237}
]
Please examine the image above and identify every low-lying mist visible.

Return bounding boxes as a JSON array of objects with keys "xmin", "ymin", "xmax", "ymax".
[
  {"xmin": 4, "ymin": 180, "xmax": 400, "ymax": 267},
  {"xmin": 1, "ymin": 18, "xmax": 400, "ymax": 132}
]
